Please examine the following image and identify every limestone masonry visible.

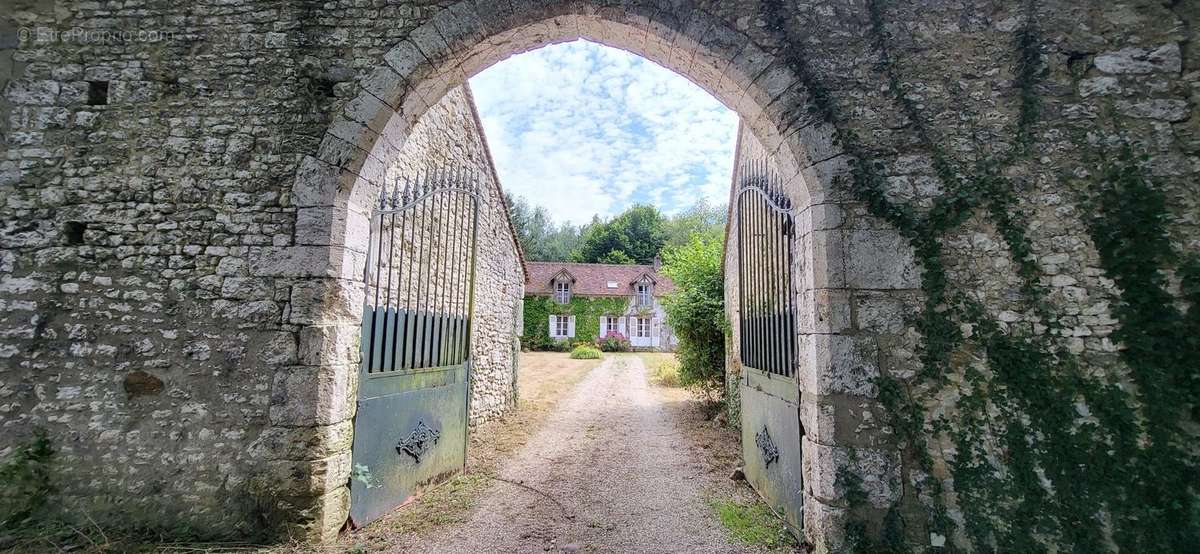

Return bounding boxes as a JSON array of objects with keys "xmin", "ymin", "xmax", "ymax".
[{"xmin": 1, "ymin": 0, "xmax": 1196, "ymax": 551}]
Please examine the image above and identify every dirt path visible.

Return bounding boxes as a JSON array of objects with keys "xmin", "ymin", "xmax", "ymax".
[{"xmin": 398, "ymin": 354, "xmax": 753, "ymax": 553}]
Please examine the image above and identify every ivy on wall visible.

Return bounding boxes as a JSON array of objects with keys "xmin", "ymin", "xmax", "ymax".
[
  {"xmin": 521, "ymin": 295, "xmax": 629, "ymax": 347},
  {"xmin": 761, "ymin": 0, "xmax": 1198, "ymax": 550}
]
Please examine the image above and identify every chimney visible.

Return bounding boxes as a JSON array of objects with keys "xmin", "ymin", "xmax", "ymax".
[{"xmin": 652, "ymin": 255, "xmax": 662, "ymax": 270}]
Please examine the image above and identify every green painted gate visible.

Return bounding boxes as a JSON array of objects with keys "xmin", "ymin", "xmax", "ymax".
[
  {"xmin": 349, "ymin": 169, "xmax": 480, "ymax": 527},
  {"xmin": 735, "ymin": 160, "xmax": 805, "ymax": 534}
]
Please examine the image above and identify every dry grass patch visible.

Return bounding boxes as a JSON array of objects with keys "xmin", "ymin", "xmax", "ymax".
[{"xmin": 638, "ymin": 352, "xmax": 681, "ymax": 387}]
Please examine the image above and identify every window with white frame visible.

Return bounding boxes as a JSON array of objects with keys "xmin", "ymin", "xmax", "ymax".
[
  {"xmin": 553, "ymin": 315, "xmax": 570, "ymax": 337},
  {"xmin": 635, "ymin": 317, "xmax": 651, "ymax": 338},
  {"xmin": 554, "ymin": 280, "xmax": 570, "ymax": 303},
  {"xmin": 601, "ymin": 316, "xmax": 616, "ymax": 335},
  {"xmin": 637, "ymin": 283, "xmax": 651, "ymax": 306}
]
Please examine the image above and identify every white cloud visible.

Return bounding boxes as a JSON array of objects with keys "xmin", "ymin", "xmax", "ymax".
[{"xmin": 468, "ymin": 40, "xmax": 739, "ymax": 225}]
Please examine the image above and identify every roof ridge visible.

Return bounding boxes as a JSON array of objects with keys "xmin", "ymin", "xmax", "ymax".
[{"xmin": 525, "ymin": 260, "xmax": 658, "ymax": 269}]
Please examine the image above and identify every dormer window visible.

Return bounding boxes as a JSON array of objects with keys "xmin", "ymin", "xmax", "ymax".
[
  {"xmin": 555, "ymin": 280, "xmax": 571, "ymax": 304},
  {"xmin": 637, "ymin": 283, "xmax": 652, "ymax": 306}
]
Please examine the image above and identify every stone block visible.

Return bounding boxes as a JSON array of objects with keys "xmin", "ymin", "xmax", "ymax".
[
  {"xmin": 275, "ymin": 485, "xmax": 350, "ymax": 543},
  {"xmin": 288, "ymin": 278, "xmax": 366, "ymax": 326},
  {"xmin": 268, "ymin": 364, "xmax": 356, "ymax": 427},
  {"xmin": 853, "ymin": 291, "xmax": 910, "ymax": 334},
  {"xmin": 801, "ymin": 155, "xmax": 854, "ymax": 206},
  {"xmin": 803, "ymin": 437, "xmax": 902, "ymax": 509},
  {"xmin": 799, "ymin": 393, "xmax": 838, "ymax": 445},
  {"xmin": 256, "ymin": 331, "xmax": 299, "ymax": 366},
  {"xmin": 804, "ymin": 492, "xmax": 848, "ymax": 554},
  {"xmin": 259, "ymin": 451, "xmax": 352, "ymax": 498},
  {"xmin": 248, "ymin": 420, "xmax": 354, "ymax": 461},
  {"xmin": 249, "ymin": 246, "xmax": 365, "ymax": 280},
  {"xmin": 805, "ymin": 229, "xmax": 847, "ymax": 289},
  {"xmin": 797, "ymin": 288, "xmax": 853, "ymax": 335},
  {"xmin": 298, "ymin": 324, "xmax": 361, "ymax": 367},
  {"xmin": 1116, "ymin": 99, "xmax": 1189, "ymax": 122},
  {"xmin": 845, "ymin": 230, "xmax": 920, "ymax": 290},
  {"xmin": 1094, "ymin": 43, "xmax": 1181, "ymax": 74},
  {"xmin": 800, "ymin": 333, "xmax": 879, "ymax": 398}
]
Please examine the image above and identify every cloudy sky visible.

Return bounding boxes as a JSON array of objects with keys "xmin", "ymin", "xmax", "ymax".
[{"xmin": 468, "ymin": 40, "xmax": 739, "ymax": 225}]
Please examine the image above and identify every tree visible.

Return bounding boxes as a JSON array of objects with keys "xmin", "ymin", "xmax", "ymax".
[
  {"xmin": 598, "ymin": 249, "xmax": 635, "ymax": 264},
  {"xmin": 660, "ymin": 235, "xmax": 726, "ymax": 408},
  {"xmin": 506, "ymin": 193, "xmax": 582, "ymax": 261},
  {"xmin": 573, "ymin": 204, "xmax": 666, "ymax": 264},
  {"xmin": 663, "ymin": 200, "xmax": 727, "ymax": 252}
]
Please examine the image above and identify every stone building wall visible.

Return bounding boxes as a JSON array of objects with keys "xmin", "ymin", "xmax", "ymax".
[
  {"xmin": 1, "ymin": 0, "xmax": 1196, "ymax": 550},
  {"xmin": 379, "ymin": 84, "xmax": 525, "ymax": 425}
]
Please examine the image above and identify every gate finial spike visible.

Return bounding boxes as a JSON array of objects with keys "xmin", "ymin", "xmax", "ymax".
[
  {"xmin": 378, "ymin": 184, "xmax": 389, "ymax": 210},
  {"xmin": 388, "ymin": 179, "xmax": 401, "ymax": 209}
]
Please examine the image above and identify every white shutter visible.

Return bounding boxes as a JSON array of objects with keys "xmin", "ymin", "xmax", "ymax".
[
  {"xmin": 567, "ymin": 316, "xmax": 576, "ymax": 338},
  {"xmin": 548, "ymin": 314, "xmax": 557, "ymax": 337},
  {"xmin": 652, "ymin": 318, "xmax": 661, "ymax": 348},
  {"xmin": 617, "ymin": 316, "xmax": 626, "ymax": 336}
]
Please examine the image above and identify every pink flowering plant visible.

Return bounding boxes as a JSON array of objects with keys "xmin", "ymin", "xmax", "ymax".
[{"xmin": 596, "ymin": 330, "xmax": 631, "ymax": 352}]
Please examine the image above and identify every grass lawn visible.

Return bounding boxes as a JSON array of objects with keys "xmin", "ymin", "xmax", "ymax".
[{"xmin": 636, "ymin": 351, "xmax": 681, "ymax": 387}]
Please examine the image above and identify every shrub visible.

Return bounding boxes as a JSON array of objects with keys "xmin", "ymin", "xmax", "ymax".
[
  {"xmin": 520, "ymin": 333, "xmax": 550, "ymax": 351},
  {"xmin": 661, "ymin": 236, "xmax": 726, "ymax": 402},
  {"xmin": 649, "ymin": 358, "xmax": 681, "ymax": 387},
  {"xmin": 1, "ymin": 429, "xmax": 55, "ymax": 528},
  {"xmin": 596, "ymin": 330, "xmax": 631, "ymax": 352},
  {"xmin": 569, "ymin": 345, "xmax": 602, "ymax": 359},
  {"xmin": 519, "ymin": 333, "xmax": 572, "ymax": 352}
]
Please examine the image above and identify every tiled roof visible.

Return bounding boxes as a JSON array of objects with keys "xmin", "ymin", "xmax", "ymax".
[{"xmin": 525, "ymin": 261, "xmax": 676, "ymax": 297}]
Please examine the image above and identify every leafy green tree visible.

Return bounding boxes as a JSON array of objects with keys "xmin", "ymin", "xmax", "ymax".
[
  {"xmin": 663, "ymin": 200, "xmax": 727, "ymax": 252},
  {"xmin": 598, "ymin": 249, "xmax": 635, "ymax": 264},
  {"xmin": 660, "ymin": 235, "xmax": 726, "ymax": 405},
  {"xmin": 506, "ymin": 193, "xmax": 582, "ymax": 261},
  {"xmin": 573, "ymin": 204, "xmax": 666, "ymax": 264}
]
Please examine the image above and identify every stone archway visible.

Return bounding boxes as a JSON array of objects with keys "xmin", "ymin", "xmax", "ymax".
[{"xmin": 277, "ymin": 1, "xmax": 913, "ymax": 548}]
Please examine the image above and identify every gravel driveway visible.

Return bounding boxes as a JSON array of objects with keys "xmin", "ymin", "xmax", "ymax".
[{"xmin": 402, "ymin": 354, "xmax": 753, "ymax": 553}]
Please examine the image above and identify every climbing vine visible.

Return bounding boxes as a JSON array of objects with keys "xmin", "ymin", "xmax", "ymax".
[
  {"xmin": 761, "ymin": 0, "xmax": 1198, "ymax": 551},
  {"xmin": 521, "ymin": 295, "xmax": 630, "ymax": 349}
]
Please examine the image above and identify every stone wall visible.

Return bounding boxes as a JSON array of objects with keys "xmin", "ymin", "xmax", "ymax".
[
  {"xmin": 1, "ymin": 0, "xmax": 1196, "ymax": 549},
  {"xmin": 0, "ymin": 7, "xmax": 523, "ymax": 535}
]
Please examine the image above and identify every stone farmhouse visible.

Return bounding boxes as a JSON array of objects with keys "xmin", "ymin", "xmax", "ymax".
[
  {"xmin": 2, "ymin": 0, "xmax": 1196, "ymax": 550},
  {"xmin": 523, "ymin": 261, "xmax": 676, "ymax": 351}
]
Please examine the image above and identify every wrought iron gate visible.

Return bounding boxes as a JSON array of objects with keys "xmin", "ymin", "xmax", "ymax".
[
  {"xmin": 349, "ymin": 168, "xmax": 480, "ymax": 527},
  {"xmin": 736, "ymin": 159, "xmax": 804, "ymax": 534}
]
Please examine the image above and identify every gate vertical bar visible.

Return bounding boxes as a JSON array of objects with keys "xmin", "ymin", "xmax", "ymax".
[
  {"xmin": 381, "ymin": 185, "xmax": 398, "ymax": 372},
  {"xmin": 370, "ymin": 190, "xmax": 388, "ymax": 373},
  {"xmin": 403, "ymin": 175, "xmax": 418, "ymax": 371},
  {"xmin": 429, "ymin": 171, "xmax": 448, "ymax": 368}
]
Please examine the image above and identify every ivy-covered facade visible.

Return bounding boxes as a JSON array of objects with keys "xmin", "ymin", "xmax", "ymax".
[{"xmin": 522, "ymin": 262, "xmax": 677, "ymax": 351}]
